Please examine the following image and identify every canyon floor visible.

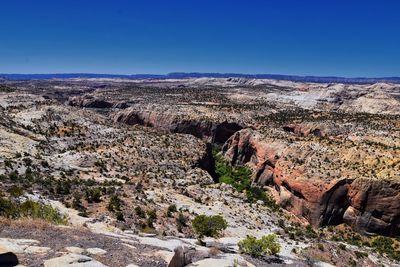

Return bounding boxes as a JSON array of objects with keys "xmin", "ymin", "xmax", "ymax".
[{"xmin": 0, "ymin": 78, "xmax": 399, "ymax": 267}]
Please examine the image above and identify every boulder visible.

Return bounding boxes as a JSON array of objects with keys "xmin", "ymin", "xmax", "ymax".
[
  {"xmin": 168, "ymin": 246, "xmax": 205, "ymax": 267},
  {"xmin": 86, "ymin": 248, "xmax": 107, "ymax": 255}
]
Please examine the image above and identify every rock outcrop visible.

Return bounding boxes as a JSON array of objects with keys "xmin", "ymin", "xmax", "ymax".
[
  {"xmin": 168, "ymin": 246, "xmax": 193, "ymax": 267},
  {"xmin": 344, "ymin": 178, "xmax": 400, "ymax": 235},
  {"xmin": 222, "ymin": 128, "xmax": 400, "ymax": 236},
  {"xmin": 68, "ymin": 96, "xmax": 128, "ymax": 109},
  {"xmin": 113, "ymin": 108, "xmax": 242, "ymax": 143},
  {"xmin": 282, "ymin": 124, "xmax": 325, "ymax": 137}
]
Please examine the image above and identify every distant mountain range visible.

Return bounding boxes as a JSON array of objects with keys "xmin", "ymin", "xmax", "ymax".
[{"xmin": 1, "ymin": 72, "xmax": 400, "ymax": 84}]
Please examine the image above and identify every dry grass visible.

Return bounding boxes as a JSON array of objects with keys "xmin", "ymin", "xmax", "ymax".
[{"xmin": 0, "ymin": 217, "xmax": 53, "ymax": 230}]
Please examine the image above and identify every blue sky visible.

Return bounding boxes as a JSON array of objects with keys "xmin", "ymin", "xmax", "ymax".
[{"xmin": 0, "ymin": 0, "xmax": 399, "ymax": 77}]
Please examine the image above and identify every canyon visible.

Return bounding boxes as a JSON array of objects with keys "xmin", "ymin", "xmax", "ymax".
[{"xmin": 0, "ymin": 77, "xmax": 399, "ymax": 266}]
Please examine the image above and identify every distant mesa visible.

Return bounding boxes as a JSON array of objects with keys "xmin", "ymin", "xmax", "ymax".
[{"xmin": 1, "ymin": 72, "xmax": 400, "ymax": 84}]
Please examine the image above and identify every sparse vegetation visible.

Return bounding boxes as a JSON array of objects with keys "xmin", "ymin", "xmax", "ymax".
[
  {"xmin": 370, "ymin": 236, "xmax": 400, "ymax": 260},
  {"xmin": 0, "ymin": 198, "xmax": 67, "ymax": 224}
]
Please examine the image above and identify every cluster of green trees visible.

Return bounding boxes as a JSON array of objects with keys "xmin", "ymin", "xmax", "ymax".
[{"xmin": 213, "ymin": 146, "xmax": 279, "ymax": 211}]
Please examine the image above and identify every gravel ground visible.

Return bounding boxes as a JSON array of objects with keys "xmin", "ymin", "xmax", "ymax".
[{"xmin": 0, "ymin": 219, "xmax": 167, "ymax": 267}]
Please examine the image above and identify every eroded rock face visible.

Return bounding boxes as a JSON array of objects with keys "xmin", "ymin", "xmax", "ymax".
[
  {"xmin": 68, "ymin": 96, "xmax": 128, "ymax": 109},
  {"xmin": 344, "ymin": 179, "xmax": 400, "ymax": 235},
  {"xmin": 197, "ymin": 143, "xmax": 217, "ymax": 182},
  {"xmin": 113, "ymin": 108, "xmax": 242, "ymax": 143},
  {"xmin": 222, "ymin": 128, "xmax": 400, "ymax": 236},
  {"xmin": 282, "ymin": 123, "xmax": 325, "ymax": 137}
]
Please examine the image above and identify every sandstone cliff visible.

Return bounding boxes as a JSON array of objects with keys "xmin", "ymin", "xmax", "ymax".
[
  {"xmin": 113, "ymin": 107, "xmax": 242, "ymax": 143},
  {"xmin": 222, "ymin": 128, "xmax": 400, "ymax": 236}
]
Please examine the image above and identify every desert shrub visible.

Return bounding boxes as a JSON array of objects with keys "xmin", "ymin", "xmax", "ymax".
[
  {"xmin": 167, "ymin": 204, "xmax": 177, "ymax": 217},
  {"xmin": 370, "ymin": 236, "xmax": 400, "ymax": 261},
  {"xmin": 0, "ymin": 198, "xmax": 67, "ymax": 224},
  {"xmin": 107, "ymin": 195, "xmax": 122, "ymax": 212},
  {"xmin": 9, "ymin": 171, "xmax": 19, "ymax": 181},
  {"xmin": 94, "ymin": 160, "xmax": 105, "ymax": 168},
  {"xmin": 285, "ymin": 224, "xmax": 317, "ymax": 240},
  {"xmin": 147, "ymin": 209, "xmax": 157, "ymax": 227},
  {"xmin": 192, "ymin": 214, "xmax": 227, "ymax": 239},
  {"xmin": 55, "ymin": 179, "xmax": 72, "ymax": 195},
  {"xmin": 23, "ymin": 157, "xmax": 32, "ymax": 166},
  {"xmin": 349, "ymin": 258, "xmax": 357, "ymax": 267},
  {"xmin": 238, "ymin": 234, "xmax": 281, "ymax": 257},
  {"xmin": 346, "ymin": 232, "xmax": 362, "ymax": 246},
  {"xmin": 4, "ymin": 159, "xmax": 13, "ymax": 168},
  {"xmin": 41, "ymin": 160, "xmax": 49, "ymax": 168},
  {"xmin": 7, "ymin": 186, "xmax": 24, "ymax": 197},
  {"xmin": 72, "ymin": 192, "xmax": 84, "ymax": 211},
  {"xmin": 85, "ymin": 187, "xmax": 102, "ymax": 203},
  {"xmin": 355, "ymin": 250, "xmax": 367, "ymax": 258},
  {"xmin": 116, "ymin": 211, "xmax": 125, "ymax": 221},
  {"xmin": 176, "ymin": 212, "xmax": 188, "ymax": 232},
  {"xmin": 135, "ymin": 206, "xmax": 146, "ymax": 218},
  {"xmin": 305, "ymin": 225, "xmax": 318, "ymax": 238},
  {"xmin": 83, "ymin": 178, "xmax": 97, "ymax": 187},
  {"xmin": 371, "ymin": 236, "xmax": 393, "ymax": 254}
]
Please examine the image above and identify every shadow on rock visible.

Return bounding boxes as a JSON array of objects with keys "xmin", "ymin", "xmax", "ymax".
[{"xmin": 0, "ymin": 252, "xmax": 19, "ymax": 267}]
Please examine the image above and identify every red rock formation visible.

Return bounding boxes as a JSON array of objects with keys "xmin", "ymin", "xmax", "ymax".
[
  {"xmin": 222, "ymin": 128, "xmax": 400, "ymax": 236},
  {"xmin": 345, "ymin": 179, "xmax": 400, "ymax": 235}
]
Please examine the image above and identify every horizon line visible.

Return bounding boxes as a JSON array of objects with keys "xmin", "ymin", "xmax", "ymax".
[{"xmin": 1, "ymin": 72, "xmax": 400, "ymax": 80}]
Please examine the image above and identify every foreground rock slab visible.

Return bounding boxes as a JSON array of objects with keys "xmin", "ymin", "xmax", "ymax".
[{"xmin": 44, "ymin": 253, "xmax": 107, "ymax": 267}]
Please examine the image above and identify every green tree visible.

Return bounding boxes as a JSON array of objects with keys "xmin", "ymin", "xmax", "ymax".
[
  {"xmin": 238, "ymin": 234, "xmax": 281, "ymax": 257},
  {"xmin": 192, "ymin": 214, "xmax": 227, "ymax": 239}
]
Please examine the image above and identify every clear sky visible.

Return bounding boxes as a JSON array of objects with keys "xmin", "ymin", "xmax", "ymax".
[{"xmin": 1, "ymin": 0, "xmax": 399, "ymax": 77}]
